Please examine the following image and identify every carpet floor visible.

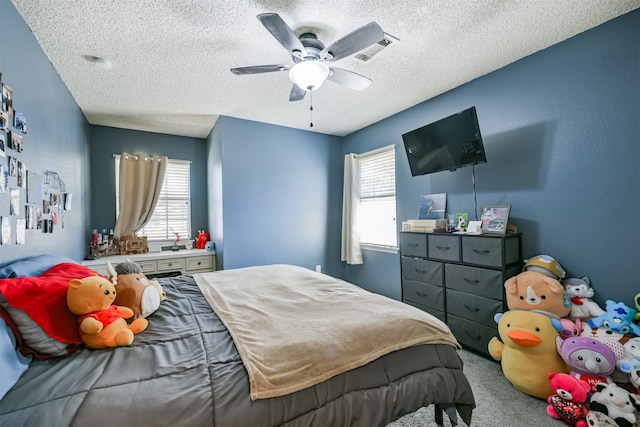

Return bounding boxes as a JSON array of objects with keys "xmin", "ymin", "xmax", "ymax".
[{"xmin": 387, "ymin": 348, "xmax": 553, "ymax": 426}]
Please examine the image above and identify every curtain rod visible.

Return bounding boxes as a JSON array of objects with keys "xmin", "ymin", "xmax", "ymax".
[{"xmin": 113, "ymin": 153, "xmax": 191, "ymax": 164}]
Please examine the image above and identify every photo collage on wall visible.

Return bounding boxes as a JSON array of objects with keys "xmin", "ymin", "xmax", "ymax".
[{"xmin": 0, "ymin": 72, "xmax": 72, "ymax": 246}]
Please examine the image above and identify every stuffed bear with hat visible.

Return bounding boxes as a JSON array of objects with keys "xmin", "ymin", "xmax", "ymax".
[{"xmin": 504, "ymin": 255, "xmax": 572, "ymax": 318}]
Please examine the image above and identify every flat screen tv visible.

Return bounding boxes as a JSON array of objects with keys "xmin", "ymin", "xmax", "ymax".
[{"xmin": 402, "ymin": 106, "xmax": 486, "ymax": 176}]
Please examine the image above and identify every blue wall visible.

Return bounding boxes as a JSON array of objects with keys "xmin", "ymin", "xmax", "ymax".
[
  {"xmin": 89, "ymin": 125, "xmax": 208, "ymax": 246},
  {"xmin": 3, "ymin": 0, "xmax": 639, "ymax": 312},
  {"xmin": 343, "ymin": 10, "xmax": 640, "ymax": 305},
  {"xmin": 207, "ymin": 116, "xmax": 344, "ymax": 277},
  {"xmin": 0, "ymin": 1, "xmax": 90, "ymax": 264}
]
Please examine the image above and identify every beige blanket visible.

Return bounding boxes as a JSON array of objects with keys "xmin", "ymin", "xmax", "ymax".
[{"xmin": 193, "ymin": 264, "xmax": 460, "ymax": 400}]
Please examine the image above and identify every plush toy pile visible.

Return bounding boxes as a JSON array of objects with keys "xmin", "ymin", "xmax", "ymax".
[{"xmin": 488, "ymin": 255, "xmax": 640, "ymax": 426}]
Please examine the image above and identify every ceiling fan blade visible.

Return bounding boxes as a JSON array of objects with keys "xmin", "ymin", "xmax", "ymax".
[
  {"xmin": 289, "ymin": 84, "xmax": 307, "ymax": 101},
  {"xmin": 257, "ymin": 13, "xmax": 305, "ymax": 55},
  {"xmin": 321, "ymin": 22, "xmax": 384, "ymax": 62},
  {"xmin": 230, "ymin": 65, "xmax": 290, "ymax": 75},
  {"xmin": 327, "ymin": 67, "xmax": 372, "ymax": 91}
]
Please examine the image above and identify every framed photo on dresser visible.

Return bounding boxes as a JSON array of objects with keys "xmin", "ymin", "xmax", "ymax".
[{"xmin": 480, "ymin": 205, "xmax": 511, "ymax": 234}]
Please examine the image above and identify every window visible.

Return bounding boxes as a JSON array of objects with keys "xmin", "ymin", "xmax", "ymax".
[
  {"xmin": 357, "ymin": 146, "xmax": 397, "ymax": 248},
  {"xmin": 116, "ymin": 156, "xmax": 191, "ymax": 240}
]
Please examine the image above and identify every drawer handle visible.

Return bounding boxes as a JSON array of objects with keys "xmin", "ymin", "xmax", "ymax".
[
  {"xmin": 465, "ymin": 330, "xmax": 482, "ymax": 340},
  {"xmin": 197, "ymin": 261, "xmax": 202, "ymax": 265},
  {"xmin": 463, "ymin": 304, "xmax": 480, "ymax": 312},
  {"xmin": 436, "ymin": 246, "xmax": 450, "ymax": 251},
  {"xmin": 416, "ymin": 291, "xmax": 429, "ymax": 298},
  {"xmin": 414, "ymin": 268, "xmax": 426, "ymax": 274},
  {"xmin": 463, "ymin": 278, "xmax": 480, "ymax": 284},
  {"xmin": 168, "ymin": 263, "xmax": 173, "ymax": 266},
  {"xmin": 473, "ymin": 249, "xmax": 490, "ymax": 255},
  {"xmin": 408, "ymin": 243, "xmax": 419, "ymax": 247}
]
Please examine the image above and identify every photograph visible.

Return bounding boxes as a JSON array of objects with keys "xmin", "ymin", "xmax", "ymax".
[
  {"xmin": 2, "ymin": 83, "xmax": 13, "ymax": 116},
  {"xmin": 1, "ymin": 216, "xmax": 10, "ymax": 245},
  {"xmin": 16, "ymin": 218, "xmax": 25, "ymax": 244},
  {"xmin": 418, "ymin": 193, "xmax": 447, "ymax": 220},
  {"xmin": 10, "ymin": 188, "xmax": 20, "ymax": 215},
  {"xmin": 10, "ymin": 131, "xmax": 23, "ymax": 152},
  {"xmin": 14, "ymin": 111, "xmax": 27, "ymax": 134},
  {"xmin": 27, "ymin": 171, "xmax": 42, "ymax": 204},
  {"xmin": 0, "ymin": 132, "xmax": 5, "ymax": 156},
  {"xmin": 17, "ymin": 160, "xmax": 25, "ymax": 188},
  {"xmin": 63, "ymin": 192, "xmax": 72, "ymax": 210},
  {"xmin": 0, "ymin": 111, "xmax": 8, "ymax": 131},
  {"xmin": 9, "ymin": 156, "xmax": 16, "ymax": 176},
  {"xmin": 480, "ymin": 205, "xmax": 511, "ymax": 234},
  {"xmin": 0, "ymin": 165, "xmax": 7, "ymax": 193},
  {"xmin": 455, "ymin": 212, "xmax": 469, "ymax": 230}
]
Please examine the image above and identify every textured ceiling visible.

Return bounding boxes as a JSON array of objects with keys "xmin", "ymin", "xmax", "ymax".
[{"xmin": 11, "ymin": 0, "xmax": 639, "ymax": 138}]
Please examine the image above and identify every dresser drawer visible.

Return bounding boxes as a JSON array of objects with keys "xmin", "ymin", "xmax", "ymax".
[
  {"xmin": 445, "ymin": 264, "xmax": 504, "ymax": 299},
  {"xmin": 136, "ymin": 260, "xmax": 158, "ymax": 274},
  {"xmin": 156, "ymin": 258, "xmax": 185, "ymax": 272},
  {"xmin": 186, "ymin": 255, "xmax": 213, "ymax": 272},
  {"xmin": 399, "ymin": 233, "xmax": 428, "ymax": 258},
  {"xmin": 402, "ymin": 279, "xmax": 444, "ymax": 311},
  {"xmin": 446, "ymin": 289, "xmax": 504, "ymax": 328},
  {"xmin": 461, "ymin": 237, "xmax": 504, "ymax": 267},
  {"xmin": 428, "ymin": 234, "xmax": 460, "ymax": 262},
  {"xmin": 405, "ymin": 301, "xmax": 446, "ymax": 323},
  {"xmin": 447, "ymin": 314, "xmax": 497, "ymax": 354},
  {"xmin": 401, "ymin": 257, "xmax": 443, "ymax": 286}
]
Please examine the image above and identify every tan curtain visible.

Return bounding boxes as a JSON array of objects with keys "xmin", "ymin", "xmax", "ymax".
[
  {"xmin": 113, "ymin": 152, "xmax": 168, "ymax": 238},
  {"xmin": 341, "ymin": 153, "xmax": 363, "ymax": 265}
]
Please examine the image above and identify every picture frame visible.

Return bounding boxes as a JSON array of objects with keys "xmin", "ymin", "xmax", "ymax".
[{"xmin": 480, "ymin": 205, "xmax": 511, "ymax": 234}]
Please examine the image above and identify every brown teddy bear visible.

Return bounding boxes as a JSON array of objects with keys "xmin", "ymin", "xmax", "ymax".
[
  {"xmin": 107, "ymin": 261, "xmax": 163, "ymax": 319},
  {"xmin": 67, "ymin": 275, "xmax": 148, "ymax": 349},
  {"xmin": 504, "ymin": 271, "xmax": 572, "ymax": 318}
]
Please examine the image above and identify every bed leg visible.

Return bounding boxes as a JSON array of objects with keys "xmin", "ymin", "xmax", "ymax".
[
  {"xmin": 434, "ymin": 403, "xmax": 459, "ymax": 426},
  {"xmin": 434, "ymin": 404, "xmax": 444, "ymax": 426}
]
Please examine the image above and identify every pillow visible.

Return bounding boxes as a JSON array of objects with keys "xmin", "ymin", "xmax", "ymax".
[
  {"xmin": 0, "ymin": 263, "xmax": 98, "ymax": 357},
  {"xmin": 0, "ymin": 316, "xmax": 32, "ymax": 400},
  {"xmin": 0, "ymin": 254, "xmax": 76, "ymax": 279}
]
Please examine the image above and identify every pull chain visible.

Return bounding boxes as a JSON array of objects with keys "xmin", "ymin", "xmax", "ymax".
[{"xmin": 309, "ymin": 91, "xmax": 314, "ymax": 128}]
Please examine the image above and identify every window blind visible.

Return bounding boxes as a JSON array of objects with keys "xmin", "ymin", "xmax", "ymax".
[{"xmin": 357, "ymin": 146, "xmax": 397, "ymax": 248}]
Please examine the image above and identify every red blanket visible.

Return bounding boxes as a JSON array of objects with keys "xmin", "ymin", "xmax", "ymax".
[{"xmin": 0, "ymin": 263, "xmax": 100, "ymax": 344}]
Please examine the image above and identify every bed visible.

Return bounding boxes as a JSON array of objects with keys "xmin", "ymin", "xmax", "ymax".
[{"xmin": 0, "ymin": 255, "xmax": 475, "ymax": 427}]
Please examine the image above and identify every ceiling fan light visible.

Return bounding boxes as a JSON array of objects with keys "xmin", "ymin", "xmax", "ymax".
[{"xmin": 289, "ymin": 61, "xmax": 330, "ymax": 91}]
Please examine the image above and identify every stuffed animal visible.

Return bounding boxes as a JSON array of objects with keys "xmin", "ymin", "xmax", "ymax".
[
  {"xmin": 196, "ymin": 230, "xmax": 210, "ymax": 249},
  {"xmin": 629, "ymin": 368, "xmax": 640, "ymax": 394},
  {"xmin": 523, "ymin": 254, "xmax": 566, "ymax": 280},
  {"xmin": 556, "ymin": 336, "xmax": 626, "ymax": 393},
  {"xmin": 504, "ymin": 271, "xmax": 572, "ymax": 318},
  {"xmin": 589, "ymin": 382, "xmax": 640, "ymax": 427},
  {"xmin": 585, "ymin": 411, "xmax": 622, "ymax": 427},
  {"xmin": 616, "ymin": 337, "xmax": 640, "ymax": 374},
  {"xmin": 559, "ymin": 317, "xmax": 584, "ymax": 340},
  {"xmin": 107, "ymin": 261, "xmax": 162, "ymax": 319},
  {"xmin": 547, "ymin": 372, "xmax": 591, "ymax": 427},
  {"xmin": 488, "ymin": 310, "xmax": 568, "ymax": 399},
  {"xmin": 563, "ymin": 276, "xmax": 605, "ymax": 320},
  {"xmin": 67, "ymin": 275, "xmax": 148, "ymax": 349},
  {"xmin": 588, "ymin": 301, "xmax": 640, "ymax": 336}
]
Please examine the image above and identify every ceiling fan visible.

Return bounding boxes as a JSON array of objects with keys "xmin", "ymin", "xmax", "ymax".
[{"xmin": 230, "ymin": 13, "xmax": 384, "ymax": 101}]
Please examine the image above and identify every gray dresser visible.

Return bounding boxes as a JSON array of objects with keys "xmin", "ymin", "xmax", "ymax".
[{"xmin": 399, "ymin": 231, "xmax": 522, "ymax": 355}]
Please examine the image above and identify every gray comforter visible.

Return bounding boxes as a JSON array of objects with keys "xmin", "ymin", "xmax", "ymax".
[{"xmin": 0, "ymin": 274, "xmax": 475, "ymax": 427}]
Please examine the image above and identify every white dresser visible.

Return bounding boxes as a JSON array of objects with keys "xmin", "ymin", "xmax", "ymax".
[{"xmin": 82, "ymin": 249, "xmax": 216, "ymax": 277}]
